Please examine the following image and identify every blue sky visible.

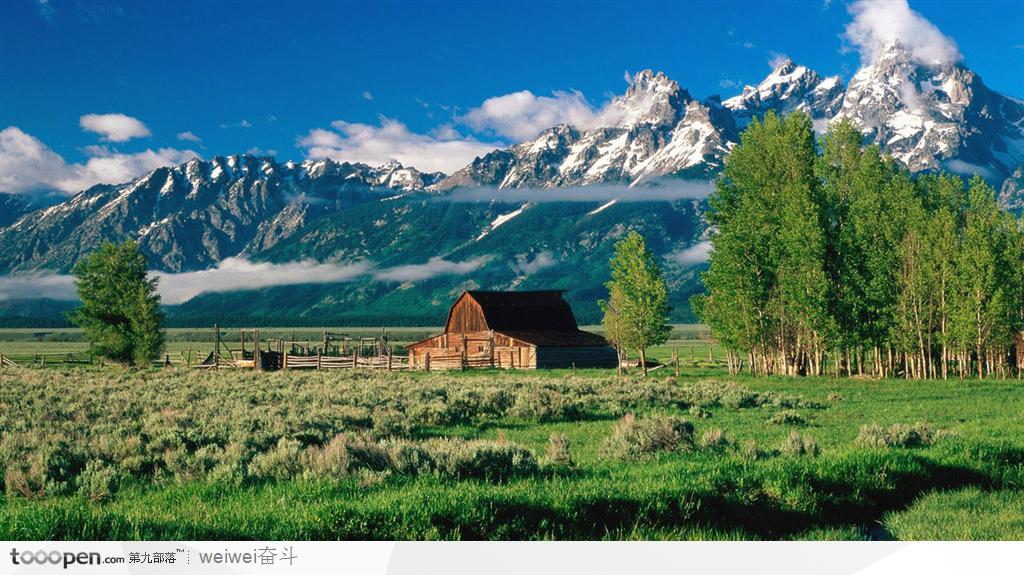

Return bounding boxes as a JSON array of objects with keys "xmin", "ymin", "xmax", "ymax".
[{"xmin": 2, "ymin": 0, "xmax": 1022, "ymax": 197}]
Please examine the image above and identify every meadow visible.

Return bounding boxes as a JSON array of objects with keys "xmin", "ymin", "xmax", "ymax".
[{"xmin": 1, "ymin": 359, "xmax": 1022, "ymax": 540}]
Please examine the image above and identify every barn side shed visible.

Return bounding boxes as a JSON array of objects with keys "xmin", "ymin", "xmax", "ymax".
[{"xmin": 407, "ymin": 290, "xmax": 617, "ymax": 369}]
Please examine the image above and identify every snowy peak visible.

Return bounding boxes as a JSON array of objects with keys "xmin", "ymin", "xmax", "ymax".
[
  {"xmin": 371, "ymin": 159, "xmax": 445, "ymax": 190},
  {"xmin": 835, "ymin": 40, "xmax": 1024, "ymax": 178},
  {"xmin": 0, "ymin": 155, "xmax": 448, "ymax": 273},
  {"xmin": 602, "ymin": 69, "xmax": 690, "ymax": 130},
  {"xmin": 725, "ymin": 59, "xmax": 844, "ymax": 127}
]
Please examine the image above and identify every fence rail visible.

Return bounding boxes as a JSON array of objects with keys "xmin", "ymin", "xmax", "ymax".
[{"xmin": 282, "ymin": 353, "xmax": 412, "ymax": 370}]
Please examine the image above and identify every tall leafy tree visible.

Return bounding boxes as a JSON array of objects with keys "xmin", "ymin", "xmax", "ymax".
[
  {"xmin": 700, "ymin": 111, "xmax": 1023, "ymax": 379},
  {"xmin": 603, "ymin": 230, "xmax": 671, "ymax": 375},
  {"xmin": 69, "ymin": 239, "xmax": 165, "ymax": 366}
]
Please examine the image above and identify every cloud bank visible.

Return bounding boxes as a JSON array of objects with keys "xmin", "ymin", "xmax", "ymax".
[
  {"xmin": 459, "ymin": 90, "xmax": 600, "ymax": 141},
  {"xmin": 510, "ymin": 251, "xmax": 556, "ymax": 276},
  {"xmin": 672, "ymin": 241, "xmax": 712, "ymax": 265},
  {"xmin": 79, "ymin": 113, "xmax": 151, "ymax": 142},
  {"xmin": 0, "ymin": 127, "xmax": 199, "ymax": 197},
  {"xmin": 297, "ymin": 118, "xmax": 500, "ymax": 174},
  {"xmin": 844, "ymin": 0, "xmax": 961, "ymax": 66},
  {"xmin": 0, "ymin": 256, "xmax": 489, "ymax": 304},
  {"xmin": 438, "ymin": 180, "xmax": 715, "ymax": 203}
]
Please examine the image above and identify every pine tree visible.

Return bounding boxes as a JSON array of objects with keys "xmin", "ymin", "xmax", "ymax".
[{"xmin": 69, "ymin": 239, "xmax": 165, "ymax": 366}]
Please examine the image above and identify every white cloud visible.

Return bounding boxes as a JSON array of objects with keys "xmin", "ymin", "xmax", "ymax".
[
  {"xmin": 511, "ymin": 251, "xmax": 556, "ymax": 276},
  {"xmin": 673, "ymin": 240, "xmax": 712, "ymax": 265},
  {"xmin": 0, "ymin": 126, "xmax": 199, "ymax": 197},
  {"xmin": 844, "ymin": 0, "xmax": 961, "ymax": 66},
  {"xmin": 768, "ymin": 52, "xmax": 790, "ymax": 69},
  {"xmin": 176, "ymin": 131, "xmax": 202, "ymax": 143},
  {"xmin": 0, "ymin": 272, "xmax": 76, "ymax": 301},
  {"xmin": 459, "ymin": 90, "xmax": 601, "ymax": 141},
  {"xmin": 152, "ymin": 258, "xmax": 373, "ymax": 304},
  {"xmin": 944, "ymin": 159, "xmax": 995, "ymax": 179},
  {"xmin": 372, "ymin": 256, "xmax": 489, "ymax": 282},
  {"xmin": 297, "ymin": 117, "xmax": 499, "ymax": 174},
  {"xmin": 0, "ymin": 256, "xmax": 489, "ymax": 303},
  {"xmin": 220, "ymin": 120, "xmax": 252, "ymax": 129},
  {"xmin": 361, "ymin": 91, "xmax": 374, "ymax": 101},
  {"xmin": 438, "ymin": 180, "xmax": 714, "ymax": 203},
  {"xmin": 79, "ymin": 113, "xmax": 151, "ymax": 142},
  {"xmin": 245, "ymin": 147, "xmax": 277, "ymax": 157}
]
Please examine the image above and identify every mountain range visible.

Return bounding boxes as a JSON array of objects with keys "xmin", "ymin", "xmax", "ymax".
[{"xmin": 1, "ymin": 40, "xmax": 1022, "ymax": 326}]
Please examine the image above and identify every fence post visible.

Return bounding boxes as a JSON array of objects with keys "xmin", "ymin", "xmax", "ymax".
[
  {"xmin": 461, "ymin": 335, "xmax": 468, "ymax": 371},
  {"xmin": 317, "ymin": 353, "xmax": 322, "ymax": 370},
  {"xmin": 387, "ymin": 352, "xmax": 393, "ymax": 371},
  {"xmin": 673, "ymin": 346, "xmax": 679, "ymax": 377},
  {"xmin": 425, "ymin": 352, "xmax": 431, "ymax": 372}
]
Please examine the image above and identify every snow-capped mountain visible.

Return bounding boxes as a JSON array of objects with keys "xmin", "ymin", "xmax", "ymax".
[
  {"xmin": 0, "ymin": 156, "xmax": 443, "ymax": 273},
  {"xmin": 435, "ymin": 51, "xmax": 1022, "ymax": 195},
  {"xmin": 833, "ymin": 40, "xmax": 1024, "ymax": 180},
  {"xmin": 434, "ymin": 70, "xmax": 738, "ymax": 190},
  {"xmin": 724, "ymin": 59, "xmax": 844, "ymax": 129}
]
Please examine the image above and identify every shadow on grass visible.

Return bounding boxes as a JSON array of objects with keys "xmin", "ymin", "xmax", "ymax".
[{"xmin": 4, "ymin": 442, "xmax": 1023, "ymax": 540}]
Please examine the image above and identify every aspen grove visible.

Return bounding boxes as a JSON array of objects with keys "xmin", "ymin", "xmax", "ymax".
[{"xmin": 695, "ymin": 112, "xmax": 1024, "ymax": 379}]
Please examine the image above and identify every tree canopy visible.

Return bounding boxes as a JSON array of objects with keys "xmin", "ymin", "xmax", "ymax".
[
  {"xmin": 69, "ymin": 239, "xmax": 165, "ymax": 366},
  {"xmin": 601, "ymin": 230, "xmax": 672, "ymax": 375},
  {"xmin": 696, "ymin": 111, "xmax": 1024, "ymax": 379}
]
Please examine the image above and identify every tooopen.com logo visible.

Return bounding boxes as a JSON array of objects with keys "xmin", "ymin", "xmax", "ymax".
[{"xmin": 10, "ymin": 548, "xmax": 125, "ymax": 569}]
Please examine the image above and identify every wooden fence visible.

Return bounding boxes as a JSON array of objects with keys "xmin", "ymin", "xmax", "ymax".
[
  {"xmin": 0, "ymin": 352, "xmax": 95, "ymax": 368},
  {"xmin": 282, "ymin": 353, "xmax": 412, "ymax": 370}
]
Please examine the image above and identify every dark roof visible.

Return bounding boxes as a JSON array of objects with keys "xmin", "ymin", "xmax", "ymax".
[
  {"xmin": 465, "ymin": 290, "xmax": 580, "ymax": 332},
  {"xmin": 500, "ymin": 330, "xmax": 609, "ymax": 348}
]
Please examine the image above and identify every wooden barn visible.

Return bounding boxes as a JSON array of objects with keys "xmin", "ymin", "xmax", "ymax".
[{"xmin": 407, "ymin": 290, "xmax": 618, "ymax": 370}]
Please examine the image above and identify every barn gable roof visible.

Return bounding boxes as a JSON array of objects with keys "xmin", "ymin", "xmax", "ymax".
[{"xmin": 451, "ymin": 290, "xmax": 580, "ymax": 332}]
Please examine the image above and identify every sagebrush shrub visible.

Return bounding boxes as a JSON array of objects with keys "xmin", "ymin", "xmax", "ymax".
[
  {"xmin": 427, "ymin": 439, "xmax": 538, "ymax": 480},
  {"xmin": 688, "ymin": 405, "xmax": 712, "ymax": 419},
  {"xmin": 372, "ymin": 409, "xmax": 414, "ymax": 437},
  {"xmin": 76, "ymin": 460, "xmax": 120, "ymax": 502},
  {"xmin": 601, "ymin": 414, "xmax": 694, "ymax": 460},
  {"xmin": 386, "ymin": 441, "xmax": 435, "ymax": 476},
  {"xmin": 780, "ymin": 431, "xmax": 820, "ymax": 457},
  {"xmin": 247, "ymin": 438, "xmax": 305, "ymax": 481},
  {"xmin": 511, "ymin": 388, "xmax": 582, "ymax": 422},
  {"xmin": 768, "ymin": 410, "xmax": 806, "ymax": 426},
  {"xmin": 855, "ymin": 422, "xmax": 936, "ymax": 448},
  {"xmin": 306, "ymin": 435, "xmax": 391, "ymax": 478},
  {"xmin": 544, "ymin": 434, "xmax": 573, "ymax": 467},
  {"xmin": 698, "ymin": 428, "xmax": 731, "ymax": 451}
]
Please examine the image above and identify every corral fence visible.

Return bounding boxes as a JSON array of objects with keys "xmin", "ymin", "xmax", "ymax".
[{"xmin": 0, "ymin": 352, "xmax": 95, "ymax": 368}]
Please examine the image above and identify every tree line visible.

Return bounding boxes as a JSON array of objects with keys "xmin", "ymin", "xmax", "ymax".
[{"xmin": 694, "ymin": 112, "xmax": 1024, "ymax": 379}]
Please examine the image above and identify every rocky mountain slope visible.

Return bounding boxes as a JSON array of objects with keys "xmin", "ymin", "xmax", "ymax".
[
  {"xmin": 723, "ymin": 59, "xmax": 844, "ymax": 129},
  {"xmin": 0, "ymin": 194, "xmax": 30, "ymax": 228},
  {"xmin": 433, "ymin": 54, "xmax": 1021, "ymax": 197},
  {"xmin": 434, "ymin": 70, "xmax": 738, "ymax": 190},
  {"xmin": 0, "ymin": 156, "xmax": 441, "ymax": 273},
  {"xmin": 834, "ymin": 40, "xmax": 1024, "ymax": 181}
]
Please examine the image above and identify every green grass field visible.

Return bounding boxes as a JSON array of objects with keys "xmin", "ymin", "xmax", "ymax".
[
  {"xmin": 0, "ymin": 325, "xmax": 728, "ymax": 368},
  {"xmin": 1, "ymin": 359, "xmax": 1022, "ymax": 540}
]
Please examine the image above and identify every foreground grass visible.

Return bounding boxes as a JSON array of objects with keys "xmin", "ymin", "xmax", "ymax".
[
  {"xmin": 884, "ymin": 488, "xmax": 1024, "ymax": 540},
  {"xmin": 1, "ymin": 367, "xmax": 1022, "ymax": 540}
]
